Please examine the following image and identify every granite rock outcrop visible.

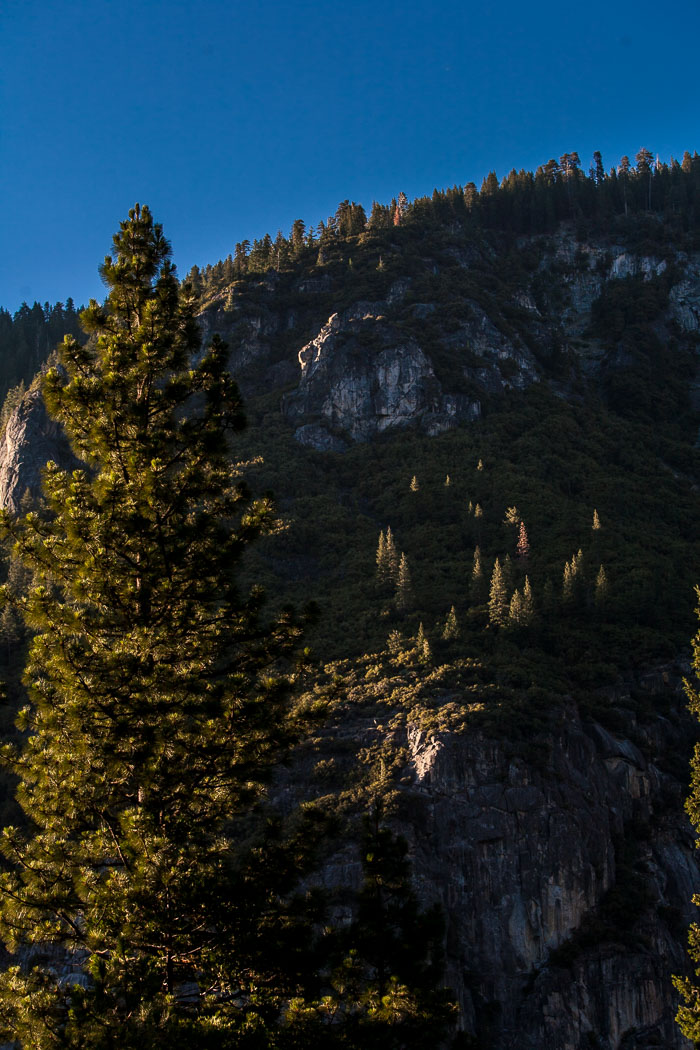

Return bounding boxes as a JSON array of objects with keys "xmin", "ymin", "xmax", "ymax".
[
  {"xmin": 304, "ymin": 676, "xmax": 699, "ymax": 1049},
  {"xmin": 0, "ymin": 386, "xmax": 76, "ymax": 512},
  {"xmin": 282, "ymin": 303, "xmax": 481, "ymax": 446}
]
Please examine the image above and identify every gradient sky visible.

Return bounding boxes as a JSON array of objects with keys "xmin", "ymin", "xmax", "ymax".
[{"xmin": 2, "ymin": 0, "xmax": 699, "ymax": 312}]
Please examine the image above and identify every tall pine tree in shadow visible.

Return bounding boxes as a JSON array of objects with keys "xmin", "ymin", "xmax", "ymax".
[
  {"xmin": 0, "ymin": 206, "xmax": 455, "ymax": 1049},
  {"xmin": 0, "ymin": 204, "xmax": 315, "ymax": 1046}
]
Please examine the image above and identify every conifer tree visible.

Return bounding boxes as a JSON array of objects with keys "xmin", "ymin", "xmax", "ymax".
[
  {"xmin": 416, "ymin": 622, "xmax": 431, "ymax": 663},
  {"xmin": 562, "ymin": 559, "xmax": 574, "ymax": 604},
  {"xmin": 509, "ymin": 577, "xmax": 534, "ymax": 628},
  {"xmin": 385, "ymin": 526, "xmax": 399, "ymax": 579},
  {"xmin": 291, "ymin": 218, "xmax": 306, "ymax": 255},
  {"xmin": 508, "ymin": 588, "xmax": 524, "ymax": 627},
  {"xmin": 470, "ymin": 545, "xmax": 486, "ymax": 603},
  {"xmin": 0, "ymin": 205, "xmax": 316, "ymax": 1045},
  {"xmin": 444, "ymin": 474, "xmax": 451, "ymax": 487},
  {"xmin": 502, "ymin": 553, "xmax": 514, "ymax": 592},
  {"xmin": 595, "ymin": 564, "xmax": 609, "ymax": 609},
  {"xmin": 410, "ymin": 475, "xmax": 419, "ymax": 492},
  {"xmin": 592, "ymin": 508, "xmax": 601, "ymax": 530},
  {"xmin": 376, "ymin": 529, "xmax": 388, "ymax": 578},
  {"xmin": 395, "ymin": 553, "xmax": 414, "ymax": 612},
  {"xmin": 442, "ymin": 606, "xmax": 459, "ymax": 641},
  {"xmin": 563, "ymin": 549, "xmax": 584, "ymax": 606},
  {"xmin": 393, "ymin": 191, "xmax": 408, "ymax": 226},
  {"xmin": 503, "ymin": 506, "xmax": 519, "ymax": 526},
  {"xmin": 542, "ymin": 578, "xmax": 555, "ymax": 615},
  {"xmin": 522, "ymin": 576, "xmax": 534, "ymax": 623},
  {"xmin": 675, "ymin": 592, "xmax": 700, "ymax": 1041},
  {"xmin": 488, "ymin": 558, "xmax": 508, "ymax": 627},
  {"xmin": 516, "ymin": 520, "xmax": 530, "ymax": 560}
]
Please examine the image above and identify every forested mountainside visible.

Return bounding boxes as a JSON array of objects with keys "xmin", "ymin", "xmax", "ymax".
[{"xmin": 3, "ymin": 152, "xmax": 700, "ymax": 1048}]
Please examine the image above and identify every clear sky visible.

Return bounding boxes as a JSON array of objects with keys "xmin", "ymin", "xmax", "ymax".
[{"xmin": 1, "ymin": 0, "xmax": 699, "ymax": 312}]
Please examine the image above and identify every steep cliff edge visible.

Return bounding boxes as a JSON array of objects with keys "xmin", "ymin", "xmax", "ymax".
[
  {"xmin": 189, "ymin": 232, "xmax": 700, "ymax": 450},
  {"xmin": 0, "ymin": 386, "xmax": 75, "ymax": 512},
  {"xmin": 282, "ymin": 301, "xmax": 482, "ymax": 446},
  {"xmin": 299, "ymin": 661, "xmax": 699, "ymax": 1049},
  {"xmin": 407, "ymin": 709, "xmax": 697, "ymax": 1049}
]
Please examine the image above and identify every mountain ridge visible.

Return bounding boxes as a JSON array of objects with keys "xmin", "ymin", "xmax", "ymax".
[{"xmin": 2, "ymin": 178, "xmax": 700, "ymax": 1046}]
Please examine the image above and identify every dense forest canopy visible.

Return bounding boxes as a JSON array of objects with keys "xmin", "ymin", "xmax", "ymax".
[{"xmin": 182, "ymin": 148, "xmax": 700, "ymax": 297}]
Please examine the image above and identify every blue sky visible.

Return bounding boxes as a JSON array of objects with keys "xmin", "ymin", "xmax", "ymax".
[{"xmin": 1, "ymin": 0, "xmax": 699, "ymax": 311}]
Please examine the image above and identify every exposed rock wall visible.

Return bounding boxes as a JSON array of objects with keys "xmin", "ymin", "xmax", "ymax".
[
  {"xmin": 195, "ymin": 237, "xmax": 700, "ymax": 450},
  {"xmin": 283, "ymin": 303, "xmax": 481, "ymax": 446},
  {"xmin": 369, "ymin": 697, "xmax": 699, "ymax": 1049},
  {"xmin": 294, "ymin": 677, "xmax": 699, "ymax": 1049},
  {"xmin": 0, "ymin": 387, "xmax": 76, "ymax": 512}
]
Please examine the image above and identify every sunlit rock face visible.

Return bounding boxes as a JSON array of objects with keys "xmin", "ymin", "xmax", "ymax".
[
  {"xmin": 0, "ymin": 388, "xmax": 76, "ymax": 512},
  {"xmin": 283, "ymin": 303, "xmax": 481, "ymax": 448}
]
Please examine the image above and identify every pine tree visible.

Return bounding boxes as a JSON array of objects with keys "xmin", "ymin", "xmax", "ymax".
[
  {"xmin": 509, "ymin": 577, "xmax": 534, "ymax": 629},
  {"xmin": 592, "ymin": 508, "xmax": 601, "ymax": 530},
  {"xmin": 470, "ymin": 545, "xmax": 486, "ymax": 603},
  {"xmin": 376, "ymin": 529, "xmax": 388, "ymax": 579},
  {"xmin": 393, "ymin": 191, "xmax": 408, "ymax": 226},
  {"xmin": 563, "ymin": 549, "xmax": 584, "ymax": 606},
  {"xmin": 416, "ymin": 622, "xmax": 431, "ymax": 663},
  {"xmin": 444, "ymin": 474, "xmax": 451, "ymax": 487},
  {"xmin": 516, "ymin": 520, "xmax": 530, "ymax": 560},
  {"xmin": 442, "ymin": 605, "xmax": 459, "ymax": 641},
  {"xmin": 503, "ymin": 506, "xmax": 519, "ymax": 526},
  {"xmin": 293, "ymin": 810, "xmax": 456, "ymax": 1047},
  {"xmin": 291, "ymin": 218, "xmax": 306, "ymax": 255},
  {"xmin": 508, "ymin": 588, "xmax": 523, "ymax": 626},
  {"xmin": 488, "ymin": 558, "xmax": 508, "ymax": 627},
  {"xmin": 410, "ymin": 475, "xmax": 420, "ymax": 492},
  {"xmin": 385, "ymin": 526, "xmax": 399, "ymax": 579},
  {"xmin": 562, "ymin": 559, "xmax": 574, "ymax": 604},
  {"xmin": 595, "ymin": 564, "xmax": 609, "ymax": 609},
  {"xmin": 395, "ymin": 553, "xmax": 414, "ymax": 612},
  {"xmin": 0, "ymin": 205, "xmax": 316, "ymax": 1045},
  {"xmin": 522, "ymin": 576, "xmax": 534, "ymax": 623},
  {"xmin": 502, "ymin": 553, "xmax": 514, "ymax": 592}
]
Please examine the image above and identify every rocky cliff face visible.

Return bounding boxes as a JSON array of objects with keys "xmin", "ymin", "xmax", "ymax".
[
  {"xmin": 283, "ymin": 301, "xmax": 481, "ymax": 447},
  {"xmin": 306, "ymin": 670, "xmax": 699, "ymax": 1050},
  {"xmin": 0, "ymin": 386, "xmax": 75, "ymax": 512},
  {"xmin": 408, "ymin": 711, "xmax": 696, "ymax": 1049},
  {"xmin": 191, "ymin": 234, "xmax": 700, "ymax": 451}
]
